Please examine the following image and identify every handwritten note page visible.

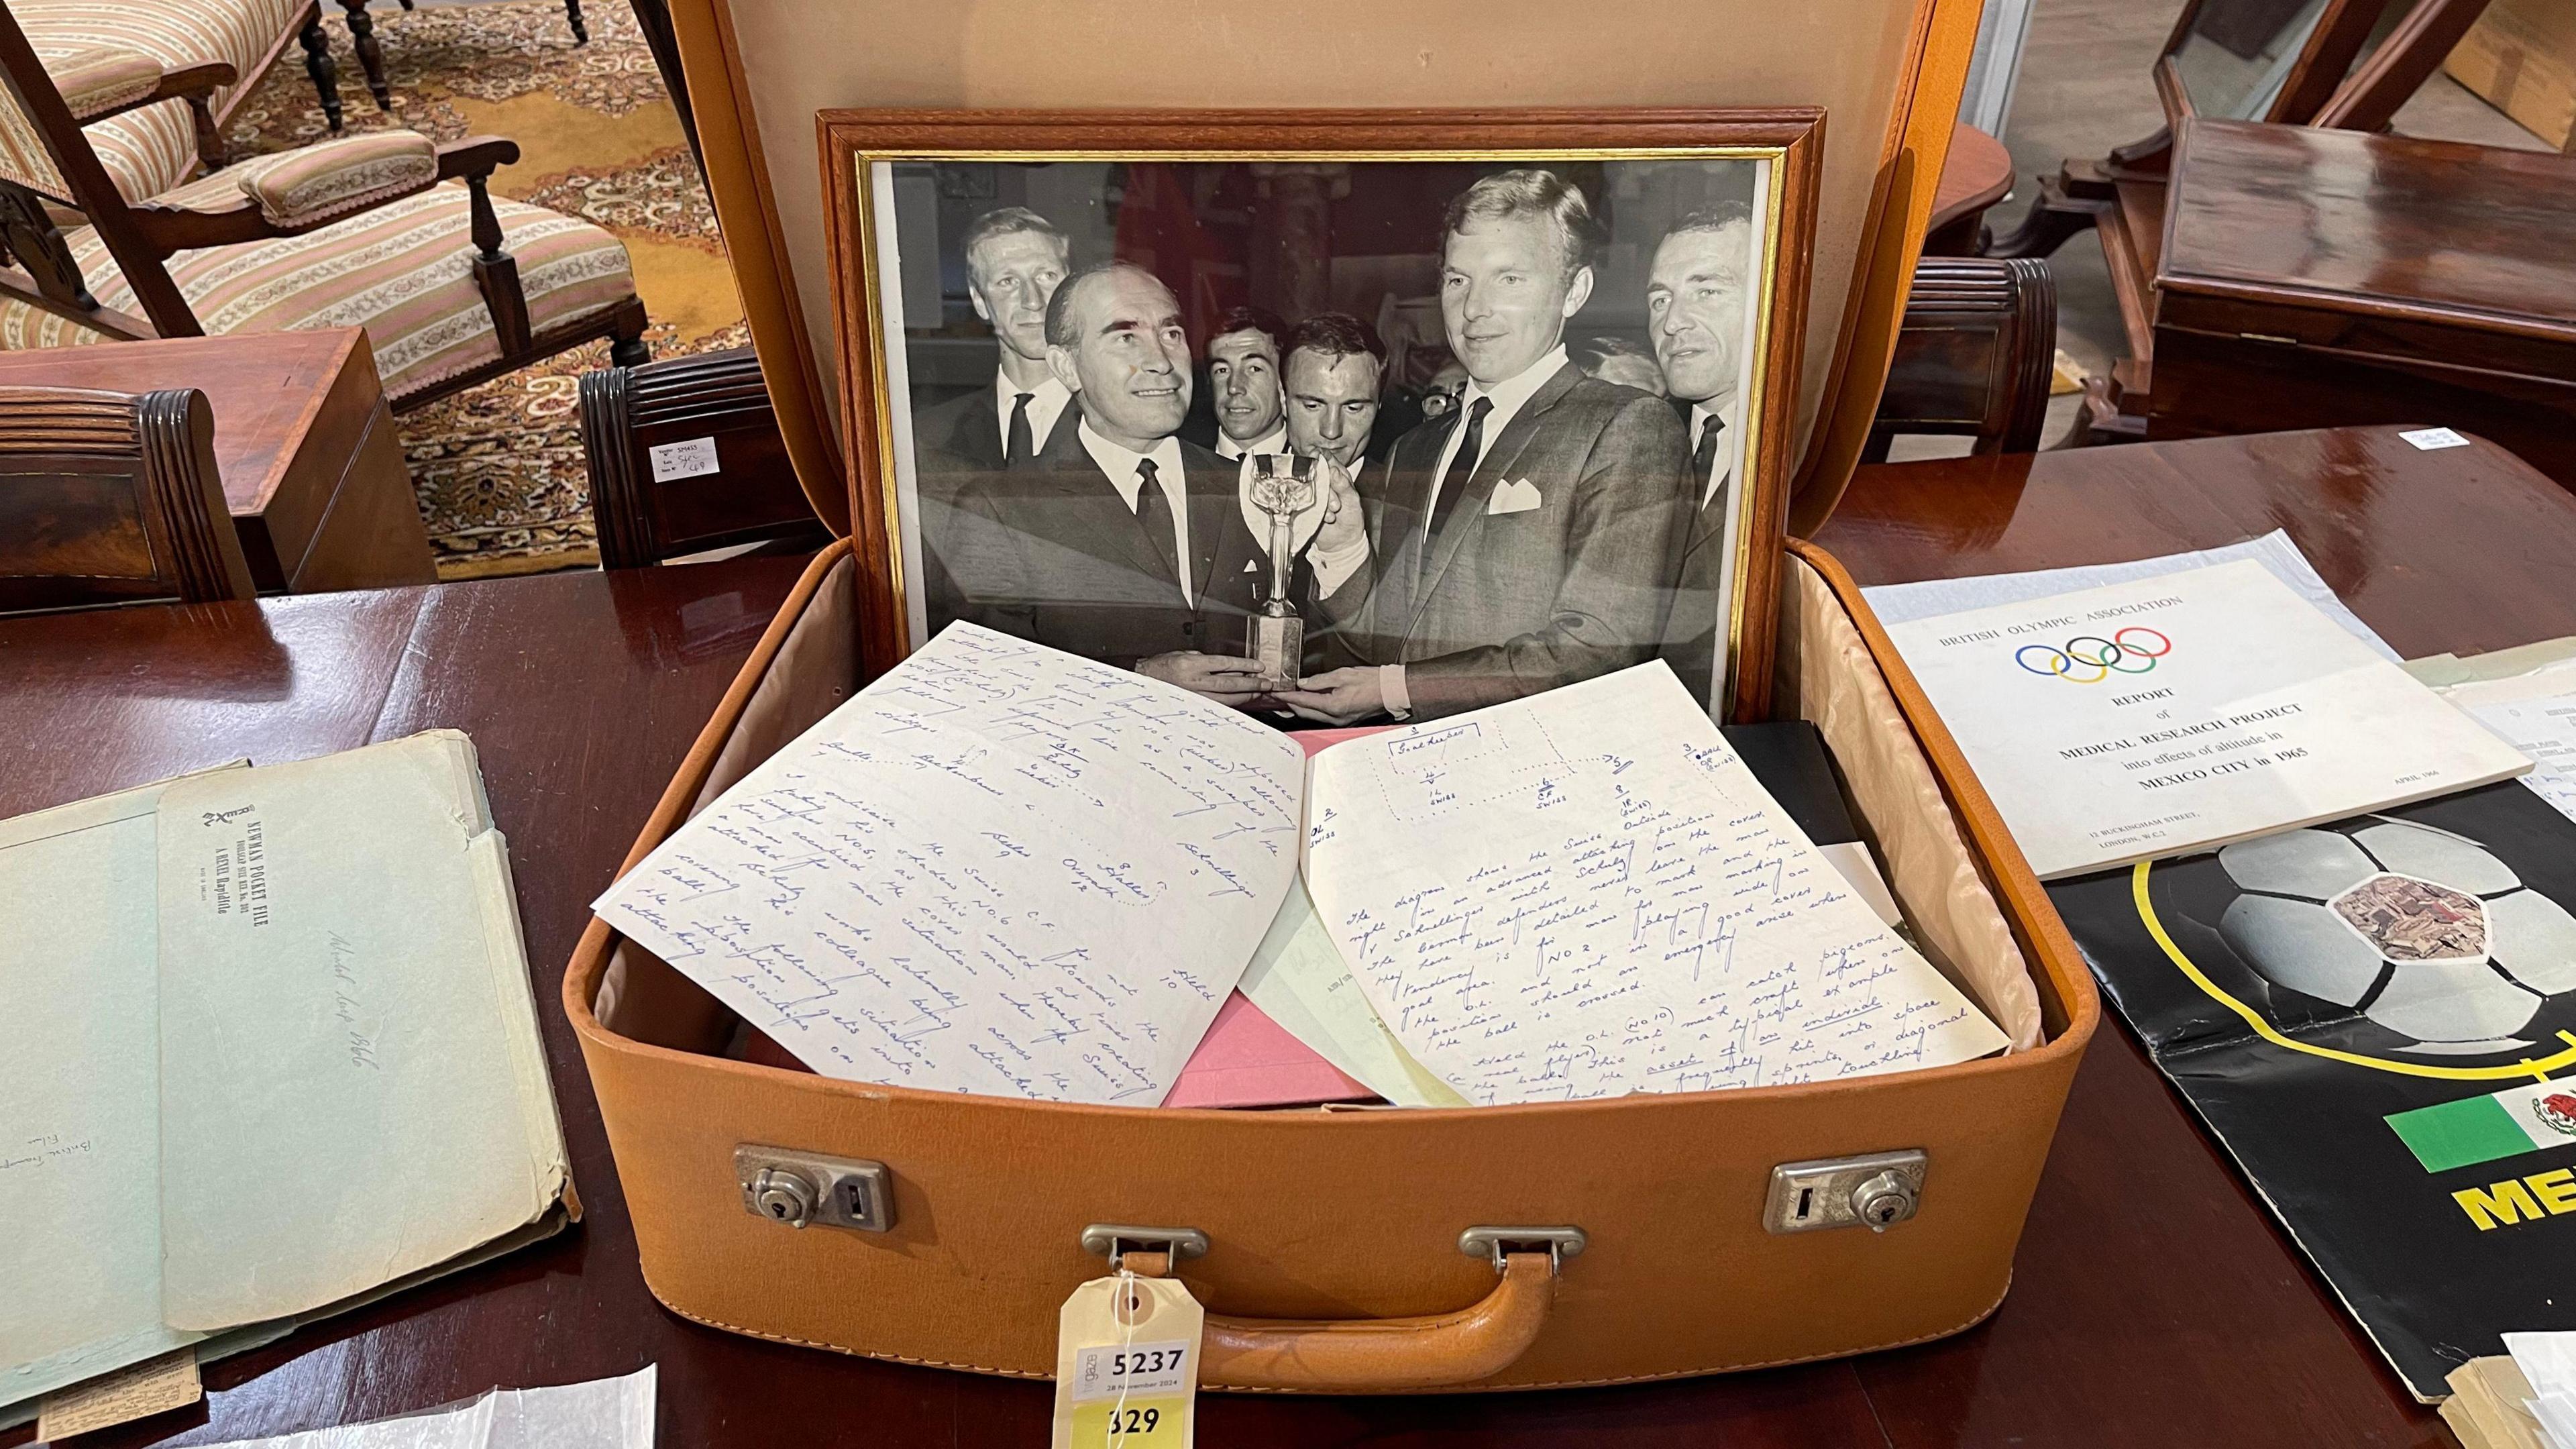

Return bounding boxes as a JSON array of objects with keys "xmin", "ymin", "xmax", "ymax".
[
  {"xmin": 594, "ymin": 625, "xmax": 1305, "ymax": 1105},
  {"xmin": 1301, "ymin": 665, "xmax": 2008, "ymax": 1106}
]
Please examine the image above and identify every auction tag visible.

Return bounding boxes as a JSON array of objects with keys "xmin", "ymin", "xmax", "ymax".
[
  {"xmin": 1051, "ymin": 1273, "xmax": 1202, "ymax": 1449},
  {"xmin": 37, "ymin": 1347, "xmax": 201, "ymax": 1440},
  {"xmin": 647, "ymin": 435, "xmax": 721, "ymax": 482},
  {"xmin": 2398, "ymin": 426, "xmax": 2471, "ymax": 451}
]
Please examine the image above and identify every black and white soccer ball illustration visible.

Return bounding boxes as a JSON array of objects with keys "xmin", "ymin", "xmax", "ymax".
[{"xmin": 2216, "ymin": 816, "xmax": 2576, "ymax": 1053}]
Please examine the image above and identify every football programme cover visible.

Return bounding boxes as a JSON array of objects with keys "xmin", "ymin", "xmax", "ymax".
[{"xmin": 2048, "ymin": 781, "xmax": 2576, "ymax": 1401}]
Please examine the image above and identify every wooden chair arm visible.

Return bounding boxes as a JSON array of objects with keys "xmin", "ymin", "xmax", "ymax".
[
  {"xmin": 129, "ymin": 135, "xmax": 506, "ymax": 255},
  {"xmin": 435, "ymin": 136, "xmax": 522, "ymax": 180},
  {"xmin": 72, "ymin": 60, "xmax": 236, "ymax": 124}
]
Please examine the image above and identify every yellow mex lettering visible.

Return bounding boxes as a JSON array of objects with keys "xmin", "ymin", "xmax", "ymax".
[{"xmin": 2454, "ymin": 1169, "xmax": 2576, "ymax": 1231}]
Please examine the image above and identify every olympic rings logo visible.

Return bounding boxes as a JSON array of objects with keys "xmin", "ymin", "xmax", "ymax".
[{"xmin": 2016, "ymin": 627, "xmax": 2173, "ymax": 684}]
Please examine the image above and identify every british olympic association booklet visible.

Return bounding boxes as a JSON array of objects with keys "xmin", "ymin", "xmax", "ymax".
[{"xmin": 1884, "ymin": 559, "xmax": 2532, "ymax": 879}]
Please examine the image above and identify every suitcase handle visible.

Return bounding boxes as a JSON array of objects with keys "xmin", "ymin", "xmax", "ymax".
[{"xmin": 1122, "ymin": 1248, "xmax": 1558, "ymax": 1391}]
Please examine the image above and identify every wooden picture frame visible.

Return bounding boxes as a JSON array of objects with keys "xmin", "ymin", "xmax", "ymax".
[{"xmin": 818, "ymin": 108, "xmax": 1823, "ymax": 726}]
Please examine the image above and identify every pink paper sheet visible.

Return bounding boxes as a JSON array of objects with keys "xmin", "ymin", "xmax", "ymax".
[{"xmin": 1165, "ymin": 726, "xmax": 1388, "ymax": 1109}]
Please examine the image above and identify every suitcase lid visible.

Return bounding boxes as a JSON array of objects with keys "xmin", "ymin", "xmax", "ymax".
[{"xmin": 655, "ymin": 0, "xmax": 1992, "ymax": 539}]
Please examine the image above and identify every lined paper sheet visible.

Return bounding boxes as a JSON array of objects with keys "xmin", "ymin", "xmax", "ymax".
[
  {"xmin": 1302, "ymin": 665, "xmax": 2006, "ymax": 1105},
  {"xmin": 594, "ymin": 625, "xmax": 1305, "ymax": 1105}
]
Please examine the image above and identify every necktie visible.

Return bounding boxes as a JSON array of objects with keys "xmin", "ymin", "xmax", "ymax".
[
  {"xmin": 1693, "ymin": 413, "xmax": 1725, "ymax": 499},
  {"xmin": 1133, "ymin": 458, "xmax": 1181, "ymax": 594},
  {"xmin": 1005, "ymin": 391, "xmax": 1034, "ymax": 468},
  {"xmin": 1424, "ymin": 395, "xmax": 1493, "ymax": 557}
]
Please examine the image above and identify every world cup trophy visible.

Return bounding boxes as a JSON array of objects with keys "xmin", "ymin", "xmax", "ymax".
[{"xmin": 1244, "ymin": 453, "xmax": 1320, "ymax": 691}]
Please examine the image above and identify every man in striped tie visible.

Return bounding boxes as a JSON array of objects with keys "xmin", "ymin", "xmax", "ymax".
[
  {"xmin": 947, "ymin": 262, "xmax": 1366, "ymax": 707},
  {"xmin": 912, "ymin": 207, "xmax": 1079, "ymax": 634},
  {"xmin": 1647, "ymin": 203, "xmax": 1756, "ymax": 714}
]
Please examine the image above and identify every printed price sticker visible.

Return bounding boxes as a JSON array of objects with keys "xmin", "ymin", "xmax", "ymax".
[
  {"xmin": 647, "ymin": 435, "xmax": 721, "ymax": 482},
  {"xmin": 1066, "ymin": 1340, "xmax": 1191, "ymax": 1445},
  {"xmin": 1053, "ymin": 1275, "xmax": 1201, "ymax": 1449},
  {"xmin": 1070, "ymin": 1341, "xmax": 1193, "ymax": 1401}
]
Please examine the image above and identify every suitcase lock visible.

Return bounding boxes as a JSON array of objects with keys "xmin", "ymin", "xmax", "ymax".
[
  {"xmin": 735, "ymin": 1145, "xmax": 894, "ymax": 1232},
  {"xmin": 1764, "ymin": 1149, "xmax": 1927, "ymax": 1234}
]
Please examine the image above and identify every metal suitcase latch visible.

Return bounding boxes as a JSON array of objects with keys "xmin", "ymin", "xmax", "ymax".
[
  {"xmin": 1079, "ymin": 1224, "xmax": 1212, "ymax": 1271},
  {"xmin": 735, "ymin": 1145, "xmax": 894, "ymax": 1232},
  {"xmin": 1764, "ymin": 1149, "xmax": 1927, "ymax": 1234},
  {"xmin": 1456, "ymin": 1225, "xmax": 1589, "ymax": 1273}
]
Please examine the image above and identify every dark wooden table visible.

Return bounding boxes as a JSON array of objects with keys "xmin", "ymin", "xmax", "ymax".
[
  {"xmin": 0, "ymin": 331, "xmax": 435, "ymax": 595},
  {"xmin": 15, "ymin": 423, "xmax": 2571, "ymax": 1447},
  {"xmin": 2150, "ymin": 121, "xmax": 2576, "ymax": 490}
]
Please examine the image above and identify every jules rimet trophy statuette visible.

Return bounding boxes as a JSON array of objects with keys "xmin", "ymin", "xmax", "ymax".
[{"xmin": 1244, "ymin": 453, "xmax": 1322, "ymax": 691}]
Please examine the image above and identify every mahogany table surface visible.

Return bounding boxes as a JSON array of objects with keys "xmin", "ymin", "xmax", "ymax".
[
  {"xmin": 0, "ymin": 329, "xmax": 434, "ymax": 593},
  {"xmin": 11, "ymin": 424, "xmax": 2568, "ymax": 1448},
  {"xmin": 0, "ymin": 331, "xmax": 367, "ymax": 520}
]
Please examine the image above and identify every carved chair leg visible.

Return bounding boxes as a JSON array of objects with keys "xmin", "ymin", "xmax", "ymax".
[
  {"xmin": 464, "ymin": 174, "xmax": 534, "ymax": 356},
  {"xmin": 300, "ymin": 17, "xmax": 345, "ymax": 133},
  {"xmin": 337, "ymin": 0, "xmax": 391, "ymax": 109},
  {"xmin": 608, "ymin": 310, "xmax": 649, "ymax": 368},
  {"xmin": 565, "ymin": 0, "xmax": 589, "ymax": 44}
]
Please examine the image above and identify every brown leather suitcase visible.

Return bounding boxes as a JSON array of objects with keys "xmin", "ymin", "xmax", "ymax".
[{"xmin": 563, "ymin": 536, "xmax": 2097, "ymax": 1393}]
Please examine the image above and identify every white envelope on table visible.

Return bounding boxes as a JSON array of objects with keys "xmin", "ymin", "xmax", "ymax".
[{"xmin": 1489, "ymin": 478, "xmax": 1542, "ymax": 515}]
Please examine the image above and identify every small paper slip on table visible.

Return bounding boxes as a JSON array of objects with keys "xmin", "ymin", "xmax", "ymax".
[{"xmin": 565, "ymin": 538, "xmax": 2098, "ymax": 1393}]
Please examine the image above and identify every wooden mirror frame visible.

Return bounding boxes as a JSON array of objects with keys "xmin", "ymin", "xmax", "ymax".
[{"xmin": 2151, "ymin": 0, "xmax": 2390, "ymax": 130}]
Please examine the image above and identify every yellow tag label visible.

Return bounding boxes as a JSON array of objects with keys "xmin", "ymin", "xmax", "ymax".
[
  {"xmin": 36, "ymin": 1347, "xmax": 201, "ymax": 1441},
  {"xmin": 1051, "ymin": 1273, "xmax": 1202, "ymax": 1449}
]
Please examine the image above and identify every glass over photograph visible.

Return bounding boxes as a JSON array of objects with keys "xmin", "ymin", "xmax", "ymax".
[{"xmin": 860, "ymin": 154, "xmax": 1782, "ymax": 724}]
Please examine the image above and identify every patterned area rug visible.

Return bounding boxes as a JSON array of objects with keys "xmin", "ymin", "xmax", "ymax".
[{"xmin": 225, "ymin": 0, "xmax": 748, "ymax": 578}]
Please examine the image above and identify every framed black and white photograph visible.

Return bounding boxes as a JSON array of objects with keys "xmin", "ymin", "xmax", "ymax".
[{"xmin": 824, "ymin": 111, "xmax": 1821, "ymax": 723}]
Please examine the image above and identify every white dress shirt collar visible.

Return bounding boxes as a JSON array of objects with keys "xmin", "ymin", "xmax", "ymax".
[
  {"xmin": 1458, "ymin": 343, "xmax": 1570, "ymax": 455},
  {"xmin": 1687, "ymin": 394, "xmax": 1743, "ymax": 507},
  {"xmin": 993, "ymin": 372, "xmax": 1071, "ymax": 455},
  {"xmin": 1216, "ymin": 423, "xmax": 1288, "ymax": 460},
  {"xmin": 1077, "ymin": 419, "xmax": 1194, "ymax": 604}
]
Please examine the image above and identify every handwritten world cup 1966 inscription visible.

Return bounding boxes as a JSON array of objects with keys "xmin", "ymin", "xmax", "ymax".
[
  {"xmin": 1303, "ymin": 666, "xmax": 2008, "ymax": 1105},
  {"xmin": 596, "ymin": 625, "xmax": 1303, "ymax": 1104}
]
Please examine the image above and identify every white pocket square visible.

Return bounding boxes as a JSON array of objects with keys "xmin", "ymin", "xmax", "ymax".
[
  {"xmin": 1242, "ymin": 558, "xmax": 1260, "ymax": 572},
  {"xmin": 1488, "ymin": 479, "xmax": 1542, "ymax": 515}
]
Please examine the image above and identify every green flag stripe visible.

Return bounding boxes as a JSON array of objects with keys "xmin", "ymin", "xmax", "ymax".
[{"xmin": 2386, "ymin": 1095, "xmax": 2539, "ymax": 1173}]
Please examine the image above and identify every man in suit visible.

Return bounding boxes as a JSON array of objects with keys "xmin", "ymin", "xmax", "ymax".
[
  {"xmin": 1277, "ymin": 170, "xmax": 1693, "ymax": 724},
  {"xmin": 912, "ymin": 207, "xmax": 1075, "ymax": 633},
  {"xmin": 1242, "ymin": 313, "xmax": 1383, "ymax": 679},
  {"xmin": 1281, "ymin": 312, "xmax": 1385, "ymax": 476},
  {"xmin": 948, "ymin": 262, "xmax": 1366, "ymax": 707},
  {"xmin": 1204, "ymin": 305, "xmax": 1290, "ymax": 460},
  {"xmin": 1645, "ymin": 204, "xmax": 1756, "ymax": 713}
]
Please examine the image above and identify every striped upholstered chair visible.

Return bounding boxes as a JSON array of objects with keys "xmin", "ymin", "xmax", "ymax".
[
  {"xmin": 0, "ymin": 5, "xmax": 647, "ymax": 412},
  {"xmin": 14, "ymin": 0, "xmax": 352, "ymax": 197}
]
